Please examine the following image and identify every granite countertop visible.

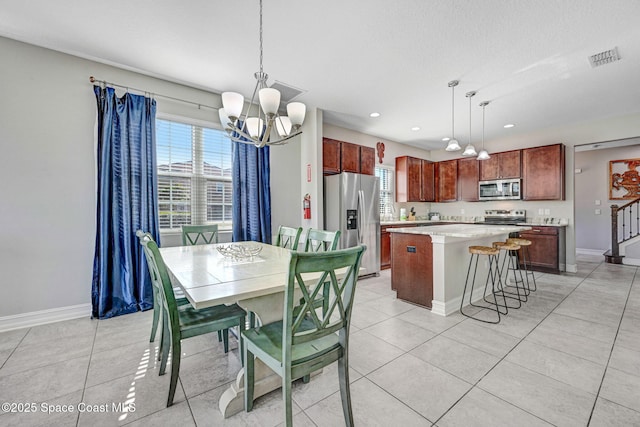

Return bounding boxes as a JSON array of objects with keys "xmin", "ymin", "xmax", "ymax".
[
  {"xmin": 387, "ymin": 224, "xmax": 531, "ymax": 239},
  {"xmin": 381, "ymin": 220, "xmax": 567, "ymax": 228}
]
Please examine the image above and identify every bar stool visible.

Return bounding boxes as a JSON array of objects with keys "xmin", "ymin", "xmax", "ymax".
[
  {"xmin": 493, "ymin": 241, "xmax": 527, "ymax": 307},
  {"xmin": 507, "ymin": 237, "xmax": 537, "ymax": 292},
  {"xmin": 460, "ymin": 245, "xmax": 508, "ymax": 324}
]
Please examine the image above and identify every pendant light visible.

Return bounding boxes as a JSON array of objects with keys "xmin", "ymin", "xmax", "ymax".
[
  {"xmin": 477, "ymin": 101, "xmax": 490, "ymax": 160},
  {"xmin": 445, "ymin": 80, "xmax": 461, "ymax": 151},
  {"xmin": 462, "ymin": 91, "xmax": 477, "ymax": 156}
]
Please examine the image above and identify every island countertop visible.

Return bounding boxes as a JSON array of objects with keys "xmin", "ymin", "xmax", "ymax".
[{"xmin": 387, "ymin": 224, "xmax": 531, "ymax": 243}]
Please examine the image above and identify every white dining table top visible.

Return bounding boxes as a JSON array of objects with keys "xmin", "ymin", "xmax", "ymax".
[{"xmin": 160, "ymin": 242, "xmax": 294, "ymax": 309}]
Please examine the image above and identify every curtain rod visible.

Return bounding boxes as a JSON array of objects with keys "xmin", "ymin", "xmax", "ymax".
[{"xmin": 89, "ymin": 76, "xmax": 219, "ymax": 111}]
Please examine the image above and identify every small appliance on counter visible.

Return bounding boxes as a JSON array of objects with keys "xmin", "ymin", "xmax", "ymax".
[
  {"xmin": 483, "ymin": 209, "xmax": 526, "ymax": 225},
  {"xmin": 428, "ymin": 212, "xmax": 440, "ymax": 221}
]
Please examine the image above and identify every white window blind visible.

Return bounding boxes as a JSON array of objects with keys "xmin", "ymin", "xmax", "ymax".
[
  {"xmin": 156, "ymin": 119, "xmax": 232, "ymax": 230},
  {"xmin": 375, "ymin": 166, "xmax": 394, "ymax": 217}
]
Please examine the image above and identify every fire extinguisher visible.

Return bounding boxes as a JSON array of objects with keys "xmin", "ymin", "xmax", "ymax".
[{"xmin": 303, "ymin": 194, "xmax": 311, "ymax": 219}]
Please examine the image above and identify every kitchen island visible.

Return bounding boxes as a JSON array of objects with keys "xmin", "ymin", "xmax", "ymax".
[{"xmin": 388, "ymin": 224, "xmax": 531, "ymax": 316}]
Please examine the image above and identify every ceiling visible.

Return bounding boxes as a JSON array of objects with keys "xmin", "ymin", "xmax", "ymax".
[{"xmin": 2, "ymin": 0, "xmax": 640, "ymax": 151}]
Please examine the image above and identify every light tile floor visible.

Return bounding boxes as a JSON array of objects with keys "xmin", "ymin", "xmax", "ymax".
[{"xmin": 1, "ymin": 253, "xmax": 639, "ymax": 426}]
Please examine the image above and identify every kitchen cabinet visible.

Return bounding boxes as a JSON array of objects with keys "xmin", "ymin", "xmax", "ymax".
[
  {"xmin": 436, "ymin": 159, "xmax": 458, "ymax": 202},
  {"xmin": 522, "ymin": 144, "xmax": 565, "ymax": 200},
  {"xmin": 390, "ymin": 232, "xmax": 433, "ymax": 308},
  {"xmin": 380, "ymin": 223, "xmax": 417, "ymax": 270},
  {"xmin": 322, "ymin": 138, "xmax": 341, "ymax": 174},
  {"xmin": 517, "ymin": 226, "xmax": 563, "ymax": 273},
  {"xmin": 360, "ymin": 146, "xmax": 375, "ymax": 175},
  {"xmin": 341, "ymin": 141, "xmax": 360, "ymax": 173},
  {"xmin": 322, "ymin": 138, "xmax": 375, "ymax": 176},
  {"xmin": 457, "ymin": 157, "xmax": 479, "ymax": 202},
  {"xmin": 479, "ymin": 150, "xmax": 521, "ymax": 180},
  {"xmin": 395, "ymin": 156, "xmax": 435, "ymax": 202}
]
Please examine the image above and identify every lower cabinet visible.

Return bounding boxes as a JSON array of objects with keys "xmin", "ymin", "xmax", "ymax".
[
  {"xmin": 380, "ymin": 224, "xmax": 416, "ymax": 270},
  {"xmin": 518, "ymin": 226, "xmax": 563, "ymax": 273},
  {"xmin": 390, "ymin": 232, "xmax": 433, "ymax": 308}
]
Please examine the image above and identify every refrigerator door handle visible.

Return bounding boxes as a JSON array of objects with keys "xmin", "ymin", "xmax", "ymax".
[{"xmin": 357, "ymin": 190, "xmax": 365, "ymax": 243}]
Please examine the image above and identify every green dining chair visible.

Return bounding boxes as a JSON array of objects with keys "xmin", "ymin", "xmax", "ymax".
[
  {"xmin": 138, "ymin": 232, "xmax": 247, "ymax": 407},
  {"xmin": 274, "ymin": 225, "xmax": 303, "ymax": 250},
  {"xmin": 303, "ymin": 228, "xmax": 341, "ymax": 253},
  {"xmin": 242, "ymin": 245, "xmax": 366, "ymax": 426},
  {"xmin": 136, "ymin": 230, "xmax": 190, "ymax": 345},
  {"xmin": 181, "ymin": 224, "xmax": 219, "ymax": 245}
]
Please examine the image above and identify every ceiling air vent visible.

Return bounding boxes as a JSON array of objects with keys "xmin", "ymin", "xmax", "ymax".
[
  {"xmin": 270, "ymin": 80, "xmax": 305, "ymax": 103},
  {"xmin": 588, "ymin": 47, "xmax": 620, "ymax": 68}
]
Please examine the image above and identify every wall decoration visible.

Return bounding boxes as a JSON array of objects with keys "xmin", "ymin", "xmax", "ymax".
[
  {"xmin": 376, "ymin": 142, "xmax": 385, "ymax": 163},
  {"xmin": 610, "ymin": 158, "xmax": 640, "ymax": 200}
]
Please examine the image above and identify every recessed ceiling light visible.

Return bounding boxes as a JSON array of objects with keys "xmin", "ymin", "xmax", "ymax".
[
  {"xmin": 369, "ymin": 112, "xmax": 380, "ymax": 118},
  {"xmin": 442, "ymin": 137, "xmax": 450, "ymax": 141},
  {"xmin": 504, "ymin": 123, "xmax": 515, "ymax": 128},
  {"xmin": 411, "ymin": 126, "xmax": 420, "ymax": 131}
]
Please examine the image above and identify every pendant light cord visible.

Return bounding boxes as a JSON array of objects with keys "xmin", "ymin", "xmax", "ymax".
[{"xmin": 451, "ymin": 84, "xmax": 455, "ymax": 138}]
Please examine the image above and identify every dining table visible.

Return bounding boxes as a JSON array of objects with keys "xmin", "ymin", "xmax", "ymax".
[{"xmin": 159, "ymin": 241, "xmax": 335, "ymax": 418}]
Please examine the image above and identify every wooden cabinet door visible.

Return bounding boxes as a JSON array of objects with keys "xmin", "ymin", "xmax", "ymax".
[
  {"xmin": 420, "ymin": 160, "xmax": 435, "ymax": 202},
  {"xmin": 391, "ymin": 233, "xmax": 433, "ymax": 308},
  {"xmin": 360, "ymin": 146, "xmax": 375, "ymax": 175},
  {"xmin": 479, "ymin": 155, "xmax": 500, "ymax": 180},
  {"xmin": 519, "ymin": 227, "xmax": 559, "ymax": 272},
  {"xmin": 396, "ymin": 156, "xmax": 422, "ymax": 202},
  {"xmin": 322, "ymin": 138, "xmax": 341, "ymax": 175},
  {"xmin": 380, "ymin": 228, "xmax": 391, "ymax": 270},
  {"xmin": 341, "ymin": 141, "xmax": 360, "ymax": 173},
  {"xmin": 457, "ymin": 158, "xmax": 479, "ymax": 201},
  {"xmin": 407, "ymin": 157, "xmax": 422, "ymax": 201},
  {"xmin": 522, "ymin": 144, "xmax": 565, "ymax": 200},
  {"xmin": 499, "ymin": 150, "xmax": 521, "ymax": 178},
  {"xmin": 437, "ymin": 160, "xmax": 458, "ymax": 202}
]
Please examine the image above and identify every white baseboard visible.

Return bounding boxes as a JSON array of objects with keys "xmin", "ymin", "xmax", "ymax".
[
  {"xmin": 623, "ymin": 257, "xmax": 640, "ymax": 266},
  {"xmin": 576, "ymin": 248, "xmax": 606, "ymax": 256},
  {"xmin": 0, "ymin": 303, "xmax": 92, "ymax": 333}
]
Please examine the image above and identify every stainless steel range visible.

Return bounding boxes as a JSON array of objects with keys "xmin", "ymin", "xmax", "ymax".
[{"xmin": 483, "ymin": 209, "xmax": 526, "ymax": 225}]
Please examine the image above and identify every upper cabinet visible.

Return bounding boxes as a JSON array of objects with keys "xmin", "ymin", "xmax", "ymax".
[
  {"xmin": 396, "ymin": 156, "xmax": 435, "ymax": 202},
  {"xmin": 479, "ymin": 150, "xmax": 521, "ymax": 180},
  {"xmin": 457, "ymin": 157, "xmax": 479, "ymax": 202},
  {"xmin": 322, "ymin": 138, "xmax": 375, "ymax": 176},
  {"xmin": 522, "ymin": 143, "xmax": 565, "ymax": 200},
  {"xmin": 436, "ymin": 159, "xmax": 458, "ymax": 202}
]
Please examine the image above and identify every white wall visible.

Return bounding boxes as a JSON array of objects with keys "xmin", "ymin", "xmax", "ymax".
[{"xmin": 575, "ymin": 142, "xmax": 640, "ymax": 251}]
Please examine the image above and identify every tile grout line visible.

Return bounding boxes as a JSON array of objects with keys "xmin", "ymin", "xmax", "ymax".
[
  {"xmin": 0, "ymin": 327, "xmax": 30, "ymax": 371},
  {"xmin": 586, "ymin": 265, "xmax": 638, "ymax": 426},
  {"xmin": 431, "ymin": 261, "xmax": 601, "ymax": 426},
  {"xmin": 75, "ymin": 321, "xmax": 100, "ymax": 427}
]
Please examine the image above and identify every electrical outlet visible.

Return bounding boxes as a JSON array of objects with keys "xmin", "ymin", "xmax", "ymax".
[
  {"xmin": 595, "ymin": 209, "xmax": 601, "ymax": 215},
  {"xmin": 460, "ymin": 208, "xmax": 465, "ymax": 215},
  {"xmin": 544, "ymin": 209, "xmax": 551, "ymax": 215},
  {"xmin": 538, "ymin": 208, "xmax": 544, "ymax": 215},
  {"xmin": 595, "ymin": 200, "xmax": 601, "ymax": 206}
]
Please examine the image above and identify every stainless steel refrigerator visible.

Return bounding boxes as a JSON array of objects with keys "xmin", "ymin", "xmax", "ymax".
[{"xmin": 324, "ymin": 172, "xmax": 380, "ymax": 277}]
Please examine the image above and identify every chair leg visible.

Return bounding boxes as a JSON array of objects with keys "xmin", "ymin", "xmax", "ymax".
[
  {"xmin": 159, "ymin": 312, "xmax": 171, "ymax": 374},
  {"xmin": 338, "ymin": 353, "xmax": 354, "ymax": 427},
  {"xmin": 157, "ymin": 311, "xmax": 165, "ymax": 362},
  {"xmin": 283, "ymin": 370, "xmax": 293, "ymax": 427},
  {"xmin": 239, "ymin": 316, "xmax": 246, "ymax": 368},
  {"xmin": 150, "ymin": 303, "xmax": 159, "ymax": 342},
  {"xmin": 217, "ymin": 330, "xmax": 223, "ymax": 342},
  {"xmin": 244, "ymin": 346, "xmax": 255, "ymax": 412},
  {"xmin": 222, "ymin": 329, "xmax": 229, "ymax": 353},
  {"xmin": 167, "ymin": 336, "xmax": 181, "ymax": 407}
]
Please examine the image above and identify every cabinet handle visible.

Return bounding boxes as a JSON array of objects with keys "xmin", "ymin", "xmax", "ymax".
[{"xmin": 533, "ymin": 229, "xmax": 541, "ymax": 232}]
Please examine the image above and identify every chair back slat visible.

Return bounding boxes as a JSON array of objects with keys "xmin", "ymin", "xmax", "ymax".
[
  {"xmin": 181, "ymin": 224, "xmax": 219, "ymax": 246},
  {"xmin": 275, "ymin": 226, "xmax": 302, "ymax": 250},
  {"xmin": 303, "ymin": 229, "xmax": 341, "ymax": 253},
  {"xmin": 284, "ymin": 246, "xmax": 365, "ymax": 346}
]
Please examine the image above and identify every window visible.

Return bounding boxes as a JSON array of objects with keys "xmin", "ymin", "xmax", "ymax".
[
  {"xmin": 375, "ymin": 165, "xmax": 394, "ymax": 217},
  {"xmin": 156, "ymin": 118, "xmax": 232, "ymax": 230}
]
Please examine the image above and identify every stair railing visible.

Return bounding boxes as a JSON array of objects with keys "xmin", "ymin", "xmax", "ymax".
[{"xmin": 610, "ymin": 197, "xmax": 640, "ymax": 258}]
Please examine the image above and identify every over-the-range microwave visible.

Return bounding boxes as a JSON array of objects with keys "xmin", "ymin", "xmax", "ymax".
[{"xmin": 478, "ymin": 179, "xmax": 522, "ymax": 201}]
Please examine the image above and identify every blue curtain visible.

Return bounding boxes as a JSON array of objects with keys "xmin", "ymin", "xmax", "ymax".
[
  {"xmin": 232, "ymin": 128, "xmax": 272, "ymax": 243},
  {"xmin": 92, "ymin": 86, "xmax": 160, "ymax": 319}
]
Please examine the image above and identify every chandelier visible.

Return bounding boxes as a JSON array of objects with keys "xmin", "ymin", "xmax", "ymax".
[{"xmin": 218, "ymin": 0, "xmax": 306, "ymax": 148}]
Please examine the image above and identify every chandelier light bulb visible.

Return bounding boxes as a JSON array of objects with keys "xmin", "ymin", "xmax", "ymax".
[
  {"xmin": 287, "ymin": 102, "xmax": 306, "ymax": 127},
  {"xmin": 275, "ymin": 116, "xmax": 292, "ymax": 137},
  {"xmin": 258, "ymin": 88, "xmax": 280, "ymax": 115},
  {"xmin": 218, "ymin": 108, "xmax": 231, "ymax": 130},
  {"xmin": 245, "ymin": 117, "xmax": 264, "ymax": 138},
  {"xmin": 221, "ymin": 92, "xmax": 244, "ymax": 120}
]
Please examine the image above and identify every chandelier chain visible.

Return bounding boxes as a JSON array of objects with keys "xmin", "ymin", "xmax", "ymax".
[{"xmin": 259, "ymin": 0, "xmax": 263, "ymax": 74}]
